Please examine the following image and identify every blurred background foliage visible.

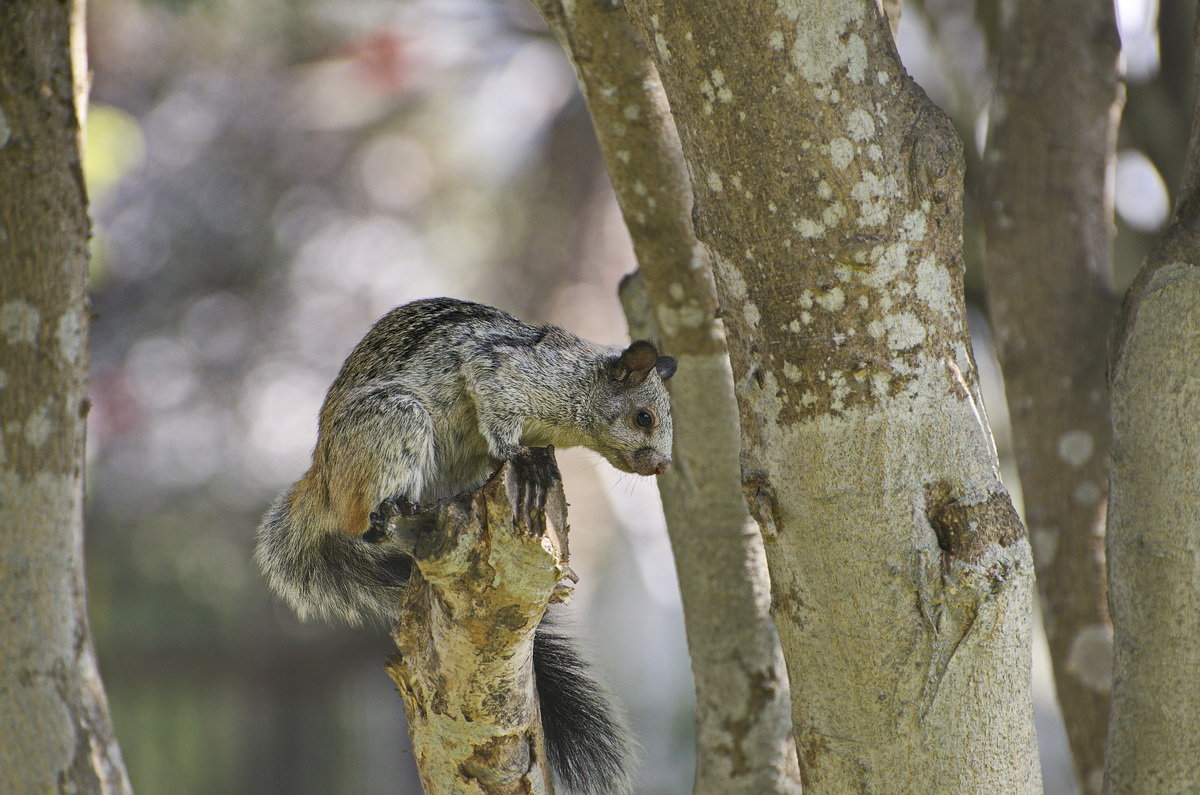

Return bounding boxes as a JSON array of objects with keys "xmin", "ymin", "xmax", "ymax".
[{"xmin": 81, "ymin": 0, "xmax": 1189, "ymax": 792}]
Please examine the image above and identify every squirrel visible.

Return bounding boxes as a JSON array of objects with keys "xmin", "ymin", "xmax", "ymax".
[{"xmin": 255, "ymin": 297, "xmax": 676, "ymax": 794}]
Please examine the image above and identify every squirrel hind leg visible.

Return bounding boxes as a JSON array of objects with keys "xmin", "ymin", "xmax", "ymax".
[
  {"xmin": 333, "ymin": 390, "xmax": 438, "ymax": 531},
  {"xmin": 255, "ymin": 492, "xmax": 411, "ymax": 625}
]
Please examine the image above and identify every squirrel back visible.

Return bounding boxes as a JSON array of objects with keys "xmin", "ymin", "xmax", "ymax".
[
  {"xmin": 285, "ymin": 297, "xmax": 674, "ymax": 550},
  {"xmin": 255, "ymin": 297, "xmax": 675, "ymax": 793}
]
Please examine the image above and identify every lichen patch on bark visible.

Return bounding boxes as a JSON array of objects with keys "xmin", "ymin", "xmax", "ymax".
[
  {"xmin": 776, "ymin": 1, "xmax": 869, "ymax": 90},
  {"xmin": 1056, "ymin": 430, "xmax": 1095, "ymax": 468},
  {"xmin": 0, "ymin": 300, "xmax": 41, "ymax": 345},
  {"xmin": 1066, "ymin": 624, "xmax": 1114, "ymax": 693}
]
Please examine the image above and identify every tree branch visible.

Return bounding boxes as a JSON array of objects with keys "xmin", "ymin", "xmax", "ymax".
[
  {"xmin": 529, "ymin": 1, "xmax": 802, "ymax": 789},
  {"xmin": 386, "ymin": 460, "xmax": 571, "ymax": 794}
]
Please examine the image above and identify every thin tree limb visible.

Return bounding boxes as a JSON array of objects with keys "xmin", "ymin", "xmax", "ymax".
[
  {"xmin": 528, "ymin": 2, "xmax": 802, "ymax": 790},
  {"xmin": 981, "ymin": 1, "xmax": 1122, "ymax": 789}
]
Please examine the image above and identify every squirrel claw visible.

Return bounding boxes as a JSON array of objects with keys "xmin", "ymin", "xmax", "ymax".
[
  {"xmin": 515, "ymin": 482, "xmax": 547, "ymax": 532},
  {"xmin": 364, "ymin": 496, "xmax": 424, "ymax": 542},
  {"xmin": 508, "ymin": 445, "xmax": 559, "ymax": 531},
  {"xmin": 401, "ymin": 498, "xmax": 425, "ymax": 517}
]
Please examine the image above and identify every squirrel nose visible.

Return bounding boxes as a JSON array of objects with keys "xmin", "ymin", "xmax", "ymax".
[{"xmin": 653, "ymin": 458, "xmax": 671, "ymax": 475}]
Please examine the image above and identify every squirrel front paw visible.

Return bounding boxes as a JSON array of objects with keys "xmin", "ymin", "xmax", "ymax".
[{"xmin": 507, "ymin": 445, "xmax": 561, "ymax": 530}]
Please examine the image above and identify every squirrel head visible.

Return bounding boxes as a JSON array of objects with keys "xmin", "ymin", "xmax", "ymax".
[{"xmin": 588, "ymin": 340, "xmax": 676, "ymax": 477}]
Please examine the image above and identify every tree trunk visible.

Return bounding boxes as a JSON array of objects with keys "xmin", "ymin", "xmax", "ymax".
[
  {"xmin": 386, "ymin": 462, "xmax": 570, "ymax": 794},
  {"xmin": 981, "ymin": 1, "xmax": 1122, "ymax": 790},
  {"xmin": 530, "ymin": 2, "xmax": 802, "ymax": 790},
  {"xmin": 1105, "ymin": 12, "xmax": 1200, "ymax": 792},
  {"xmin": 622, "ymin": 1, "xmax": 1042, "ymax": 790},
  {"xmin": 0, "ymin": 0, "xmax": 131, "ymax": 792}
]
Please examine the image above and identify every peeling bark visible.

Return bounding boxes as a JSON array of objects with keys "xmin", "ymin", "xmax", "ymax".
[
  {"xmin": 1105, "ymin": 14, "xmax": 1200, "ymax": 792},
  {"xmin": 387, "ymin": 462, "xmax": 569, "ymax": 794},
  {"xmin": 530, "ymin": 1, "xmax": 802, "ymax": 790},
  {"xmin": 0, "ymin": 0, "xmax": 131, "ymax": 791},
  {"xmin": 622, "ymin": 1, "xmax": 1041, "ymax": 790},
  {"xmin": 981, "ymin": 3, "xmax": 1122, "ymax": 787}
]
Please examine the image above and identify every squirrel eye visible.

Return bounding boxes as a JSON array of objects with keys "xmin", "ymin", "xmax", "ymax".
[{"xmin": 635, "ymin": 410, "xmax": 654, "ymax": 429}]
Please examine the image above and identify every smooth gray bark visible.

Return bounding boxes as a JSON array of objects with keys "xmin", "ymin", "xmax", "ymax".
[
  {"xmin": 1105, "ymin": 13, "xmax": 1200, "ymax": 792},
  {"xmin": 982, "ymin": 1, "xmax": 1122, "ymax": 790},
  {"xmin": 0, "ymin": 0, "xmax": 131, "ymax": 790}
]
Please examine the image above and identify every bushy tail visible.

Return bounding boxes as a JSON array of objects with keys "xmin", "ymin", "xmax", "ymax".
[
  {"xmin": 534, "ymin": 628, "xmax": 634, "ymax": 794},
  {"xmin": 255, "ymin": 488, "xmax": 413, "ymax": 625}
]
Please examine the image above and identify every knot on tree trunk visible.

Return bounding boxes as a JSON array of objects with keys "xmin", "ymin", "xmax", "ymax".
[{"xmin": 924, "ymin": 481, "xmax": 1024, "ymax": 566}]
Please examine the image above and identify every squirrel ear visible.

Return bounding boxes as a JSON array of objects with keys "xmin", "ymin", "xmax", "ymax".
[
  {"xmin": 613, "ymin": 340, "xmax": 660, "ymax": 386},
  {"xmin": 656, "ymin": 355, "xmax": 677, "ymax": 381}
]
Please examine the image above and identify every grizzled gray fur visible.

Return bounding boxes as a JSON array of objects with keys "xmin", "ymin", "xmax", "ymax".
[{"xmin": 255, "ymin": 297, "xmax": 676, "ymax": 794}]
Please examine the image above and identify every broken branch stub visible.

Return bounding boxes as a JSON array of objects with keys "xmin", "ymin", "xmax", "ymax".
[{"xmin": 386, "ymin": 457, "xmax": 571, "ymax": 794}]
